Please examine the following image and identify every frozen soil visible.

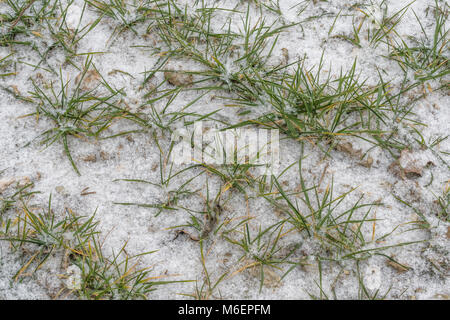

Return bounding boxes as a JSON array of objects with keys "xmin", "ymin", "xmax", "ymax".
[{"xmin": 0, "ymin": 0, "xmax": 449, "ymax": 299}]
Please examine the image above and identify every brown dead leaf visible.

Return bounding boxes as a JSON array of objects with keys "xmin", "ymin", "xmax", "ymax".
[
  {"xmin": 400, "ymin": 149, "xmax": 422, "ymax": 177},
  {"xmin": 55, "ymin": 186, "xmax": 66, "ymax": 195},
  {"xmin": 388, "ymin": 160, "xmax": 404, "ymax": 179},
  {"xmin": 100, "ymin": 151, "xmax": 110, "ymax": 160},
  {"xmin": 17, "ymin": 176, "xmax": 31, "ymax": 188},
  {"xmin": 138, "ymin": 81, "xmax": 156, "ymax": 92},
  {"xmin": 336, "ymin": 141, "xmax": 362, "ymax": 158},
  {"xmin": 164, "ymin": 71, "xmax": 193, "ymax": 86},
  {"xmin": 359, "ymin": 155, "xmax": 374, "ymax": 168},
  {"xmin": 398, "ymin": 149, "xmax": 433, "ymax": 179},
  {"xmin": 249, "ymin": 265, "xmax": 281, "ymax": 288},
  {"xmin": 10, "ymin": 85, "xmax": 20, "ymax": 96},
  {"xmin": 0, "ymin": 178, "xmax": 15, "ymax": 193},
  {"xmin": 386, "ymin": 259, "xmax": 410, "ymax": 273},
  {"xmin": 82, "ymin": 154, "xmax": 97, "ymax": 162},
  {"xmin": 76, "ymin": 70, "xmax": 101, "ymax": 91},
  {"xmin": 281, "ymin": 48, "xmax": 289, "ymax": 65}
]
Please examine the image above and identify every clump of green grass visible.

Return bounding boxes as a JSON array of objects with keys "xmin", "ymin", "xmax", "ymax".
[
  {"xmin": 355, "ymin": 262, "xmax": 393, "ymax": 300},
  {"xmin": 73, "ymin": 237, "xmax": 188, "ymax": 300},
  {"xmin": 0, "ymin": 0, "xmax": 110, "ymax": 76},
  {"xmin": 264, "ymin": 159, "xmax": 380, "ymax": 260},
  {"xmin": 143, "ymin": 1, "xmax": 298, "ymax": 105},
  {"xmin": 110, "ymin": 0, "xmax": 445, "ymax": 162},
  {"xmin": 170, "ymin": 180, "xmax": 223, "ymax": 241},
  {"xmin": 222, "ymin": 220, "xmax": 299, "ymax": 292},
  {"xmin": 180, "ymin": 241, "xmax": 228, "ymax": 300},
  {"xmin": 255, "ymin": 154, "xmax": 423, "ymax": 299},
  {"xmin": 0, "ymin": 190, "xmax": 190, "ymax": 299},
  {"xmin": 308, "ymin": 260, "xmax": 393, "ymax": 300},
  {"xmin": 389, "ymin": 1, "xmax": 449, "ymax": 82},
  {"xmin": 0, "ymin": 181, "xmax": 36, "ymax": 220},
  {"xmin": 1, "ymin": 1, "xmax": 67, "ymax": 73},
  {"xmin": 85, "ymin": 0, "xmax": 155, "ymax": 44},
  {"xmin": 114, "ymin": 133, "xmax": 203, "ymax": 216},
  {"xmin": 0, "ymin": 0, "xmax": 43, "ymax": 48},
  {"xmin": 257, "ymin": 148, "xmax": 425, "ymax": 266},
  {"xmin": 1, "ymin": 194, "xmax": 100, "ymax": 281},
  {"xmin": 26, "ymin": 56, "xmax": 126, "ymax": 175},
  {"xmin": 45, "ymin": 1, "xmax": 103, "ymax": 66},
  {"xmin": 334, "ymin": 1, "xmax": 412, "ymax": 49},
  {"xmin": 2, "ymin": 192, "xmax": 98, "ymax": 279},
  {"xmin": 228, "ymin": 57, "xmax": 389, "ymax": 150}
]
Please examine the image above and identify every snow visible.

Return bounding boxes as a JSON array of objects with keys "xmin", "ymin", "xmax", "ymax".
[{"xmin": 0, "ymin": 0, "xmax": 448, "ymax": 300}]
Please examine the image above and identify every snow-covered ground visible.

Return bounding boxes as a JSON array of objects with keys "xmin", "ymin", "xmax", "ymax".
[{"xmin": 0, "ymin": 0, "xmax": 448, "ymax": 299}]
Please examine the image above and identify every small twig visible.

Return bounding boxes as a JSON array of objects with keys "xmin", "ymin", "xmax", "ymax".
[{"xmin": 80, "ymin": 187, "xmax": 96, "ymax": 196}]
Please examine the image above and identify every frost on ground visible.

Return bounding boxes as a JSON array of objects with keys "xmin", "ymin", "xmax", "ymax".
[{"xmin": 0, "ymin": 0, "xmax": 448, "ymax": 300}]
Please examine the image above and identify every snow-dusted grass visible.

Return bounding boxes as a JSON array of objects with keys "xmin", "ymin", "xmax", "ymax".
[{"xmin": 0, "ymin": 0, "xmax": 448, "ymax": 300}]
